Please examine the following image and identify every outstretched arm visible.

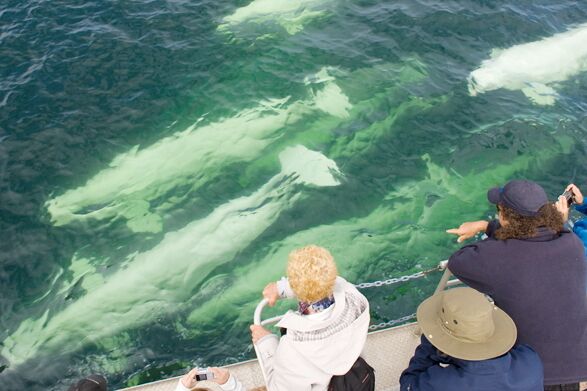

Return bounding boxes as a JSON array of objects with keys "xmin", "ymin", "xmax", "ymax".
[{"xmin": 446, "ymin": 220, "xmax": 489, "ymax": 243}]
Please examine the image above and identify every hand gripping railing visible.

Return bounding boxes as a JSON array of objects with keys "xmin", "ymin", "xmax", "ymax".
[
  {"xmin": 252, "ymin": 260, "xmax": 455, "ymax": 386},
  {"xmin": 254, "ymin": 299, "xmax": 285, "ymax": 327}
]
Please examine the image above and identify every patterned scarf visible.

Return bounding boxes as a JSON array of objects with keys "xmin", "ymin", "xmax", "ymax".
[{"xmin": 298, "ymin": 295, "xmax": 335, "ymax": 315}]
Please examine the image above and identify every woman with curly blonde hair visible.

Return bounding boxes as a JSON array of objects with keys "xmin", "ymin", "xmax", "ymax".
[{"xmin": 250, "ymin": 245, "xmax": 370, "ymax": 391}]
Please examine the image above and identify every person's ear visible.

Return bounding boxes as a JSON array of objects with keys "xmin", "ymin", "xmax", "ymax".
[{"xmin": 498, "ymin": 209, "xmax": 508, "ymax": 225}]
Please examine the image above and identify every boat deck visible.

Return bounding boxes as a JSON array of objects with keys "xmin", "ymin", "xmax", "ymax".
[{"xmin": 119, "ymin": 322, "xmax": 421, "ymax": 391}]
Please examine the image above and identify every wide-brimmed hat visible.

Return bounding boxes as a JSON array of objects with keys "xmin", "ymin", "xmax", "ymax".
[
  {"xmin": 417, "ymin": 287, "xmax": 517, "ymax": 361},
  {"xmin": 487, "ymin": 180, "xmax": 548, "ymax": 216}
]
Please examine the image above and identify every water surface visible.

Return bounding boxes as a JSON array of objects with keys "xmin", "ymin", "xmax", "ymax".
[{"xmin": 1, "ymin": 0, "xmax": 587, "ymax": 389}]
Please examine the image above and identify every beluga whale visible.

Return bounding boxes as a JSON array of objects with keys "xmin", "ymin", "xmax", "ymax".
[
  {"xmin": 218, "ymin": 0, "xmax": 332, "ymax": 35},
  {"xmin": 45, "ymin": 79, "xmax": 350, "ymax": 233},
  {"xmin": 185, "ymin": 125, "xmax": 573, "ymax": 332},
  {"xmin": 2, "ymin": 145, "xmax": 342, "ymax": 368},
  {"xmin": 468, "ymin": 23, "xmax": 587, "ymax": 105}
]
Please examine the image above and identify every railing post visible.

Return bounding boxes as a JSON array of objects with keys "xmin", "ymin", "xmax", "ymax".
[
  {"xmin": 253, "ymin": 299, "xmax": 270, "ymax": 386},
  {"xmin": 254, "ymin": 299, "xmax": 269, "ymax": 325},
  {"xmin": 433, "ymin": 268, "xmax": 453, "ymax": 295},
  {"xmin": 415, "ymin": 261, "xmax": 452, "ymax": 336}
]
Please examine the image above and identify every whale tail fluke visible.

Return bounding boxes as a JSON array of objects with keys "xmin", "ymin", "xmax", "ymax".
[{"xmin": 278, "ymin": 145, "xmax": 342, "ymax": 187}]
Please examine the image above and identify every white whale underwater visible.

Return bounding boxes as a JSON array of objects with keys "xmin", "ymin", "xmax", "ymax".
[
  {"xmin": 468, "ymin": 23, "xmax": 587, "ymax": 105},
  {"xmin": 2, "ymin": 145, "xmax": 341, "ymax": 367},
  {"xmin": 218, "ymin": 0, "xmax": 331, "ymax": 35},
  {"xmin": 45, "ymin": 80, "xmax": 350, "ymax": 233},
  {"xmin": 44, "ymin": 61, "xmax": 426, "ymax": 234},
  {"xmin": 185, "ymin": 129, "xmax": 573, "ymax": 332}
]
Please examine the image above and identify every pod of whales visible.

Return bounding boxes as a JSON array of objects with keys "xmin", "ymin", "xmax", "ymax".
[
  {"xmin": 3, "ymin": 12, "xmax": 583, "ymax": 384},
  {"xmin": 45, "ymin": 80, "xmax": 350, "ymax": 233},
  {"xmin": 185, "ymin": 131, "xmax": 573, "ymax": 331},
  {"xmin": 2, "ymin": 146, "xmax": 341, "ymax": 367}
]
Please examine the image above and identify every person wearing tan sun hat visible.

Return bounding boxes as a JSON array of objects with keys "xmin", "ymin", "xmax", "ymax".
[{"xmin": 400, "ymin": 287, "xmax": 543, "ymax": 391}]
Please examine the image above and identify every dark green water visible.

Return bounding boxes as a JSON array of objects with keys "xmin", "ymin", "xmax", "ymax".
[{"xmin": 1, "ymin": 1, "xmax": 587, "ymax": 389}]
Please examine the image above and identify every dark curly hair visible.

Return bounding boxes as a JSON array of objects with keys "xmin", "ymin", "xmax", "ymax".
[{"xmin": 495, "ymin": 203, "xmax": 564, "ymax": 240}]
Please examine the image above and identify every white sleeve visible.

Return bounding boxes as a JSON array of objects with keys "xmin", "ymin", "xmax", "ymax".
[
  {"xmin": 174, "ymin": 379, "xmax": 190, "ymax": 391},
  {"xmin": 255, "ymin": 334, "xmax": 280, "ymax": 386},
  {"xmin": 219, "ymin": 374, "xmax": 244, "ymax": 391},
  {"xmin": 256, "ymin": 335, "xmax": 314, "ymax": 391},
  {"xmin": 276, "ymin": 277, "xmax": 295, "ymax": 299}
]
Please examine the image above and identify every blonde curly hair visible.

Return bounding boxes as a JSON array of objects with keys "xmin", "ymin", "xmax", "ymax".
[{"xmin": 287, "ymin": 245, "xmax": 338, "ymax": 303}]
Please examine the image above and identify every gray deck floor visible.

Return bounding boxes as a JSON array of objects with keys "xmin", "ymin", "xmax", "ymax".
[{"xmin": 119, "ymin": 322, "xmax": 421, "ymax": 391}]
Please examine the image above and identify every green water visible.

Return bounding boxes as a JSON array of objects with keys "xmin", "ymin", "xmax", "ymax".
[{"xmin": 1, "ymin": 0, "xmax": 587, "ymax": 389}]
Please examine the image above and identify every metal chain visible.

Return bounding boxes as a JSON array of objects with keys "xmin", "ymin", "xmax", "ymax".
[
  {"xmin": 353, "ymin": 262, "xmax": 446, "ymax": 331},
  {"xmin": 368, "ymin": 313, "xmax": 417, "ymax": 331},
  {"xmin": 354, "ymin": 265, "xmax": 441, "ymax": 289}
]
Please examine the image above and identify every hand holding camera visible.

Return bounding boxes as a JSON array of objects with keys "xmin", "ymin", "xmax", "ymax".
[
  {"xmin": 180, "ymin": 367, "xmax": 230, "ymax": 389},
  {"xmin": 195, "ymin": 369, "xmax": 215, "ymax": 381},
  {"xmin": 564, "ymin": 184, "xmax": 584, "ymax": 205},
  {"xmin": 556, "ymin": 184, "xmax": 584, "ymax": 221}
]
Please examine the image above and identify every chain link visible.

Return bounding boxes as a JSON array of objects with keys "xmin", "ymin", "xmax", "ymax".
[
  {"xmin": 368, "ymin": 313, "xmax": 417, "ymax": 331},
  {"xmin": 356, "ymin": 265, "xmax": 442, "ymax": 331},
  {"xmin": 354, "ymin": 265, "xmax": 441, "ymax": 289}
]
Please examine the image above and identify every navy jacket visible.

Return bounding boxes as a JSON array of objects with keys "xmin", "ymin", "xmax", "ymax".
[
  {"xmin": 400, "ymin": 336, "xmax": 543, "ymax": 391},
  {"xmin": 448, "ymin": 221, "xmax": 587, "ymax": 385}
]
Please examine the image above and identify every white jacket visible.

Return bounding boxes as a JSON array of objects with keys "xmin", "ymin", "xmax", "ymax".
[{"xmin": 255, "ymin": 277, "xmax": 370, "ymax": 391}]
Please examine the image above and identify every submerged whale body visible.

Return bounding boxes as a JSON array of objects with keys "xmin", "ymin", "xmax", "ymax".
[
  {"xmin": 2, "ymin": 145, "xmax": 341, "ymax": 368},
  {"xmin": 218, "ymin": 0, "xmax": 330, "ymax": 35},
  {"xmin": 45, "ymin": 80, "xmax": 350, "ymax": 233},
  {"xmin": 468, "ymin": 23, "xmax": 587, "ymax": 105},
  {"xmin": 186, "ymin": 128, "xmax": 573, "ymax": 331}
]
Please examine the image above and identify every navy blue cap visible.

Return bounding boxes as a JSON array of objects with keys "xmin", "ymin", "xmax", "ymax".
[{"xmin": 487, "ymin": 180, "xmax": 548, "ymax": 216}]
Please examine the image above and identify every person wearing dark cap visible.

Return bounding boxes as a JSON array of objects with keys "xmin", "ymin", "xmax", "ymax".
[
  {"xmin": 446, "ymin": 179, "xmax": 587, "ymax": 390},
  {"xmin": 67, "ymin": 375, "xmax": 107, "ymax": 391},
  {"xmin": 400, "ymin": 287, "xmax": 543, "ymax": 391}
]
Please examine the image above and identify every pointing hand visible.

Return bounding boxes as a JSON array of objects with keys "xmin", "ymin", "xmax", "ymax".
[{"xmin": 446, "ymin": 220, "xmax": 489, "ymax": 243}]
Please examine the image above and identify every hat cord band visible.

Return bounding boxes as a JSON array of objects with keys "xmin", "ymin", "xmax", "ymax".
[{"xmin": 436, "ymin": 317, "xmax": 494, "ymax": 343}]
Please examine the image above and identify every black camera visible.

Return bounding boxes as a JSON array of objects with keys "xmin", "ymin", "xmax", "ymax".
[
  {"xmin": 195, "ymin": 369, "xmax": 215, "ymax": 381},
  {"xmin": 562, "ymin": 190, "xmax": 575, "ymax": 206}
]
